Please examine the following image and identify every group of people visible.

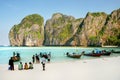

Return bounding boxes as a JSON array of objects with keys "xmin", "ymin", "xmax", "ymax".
[
  {"xmin": 32, "ymin": 52, "xmax": 51, "ymax": 64},
  {"xmin": 8, "ymin": 52, "xmax": 20, "ymax": 70},
  {"xmin": 40, "ymin": 52, "xmax": 51, "ymax": 63},
  {"xmin": 8, "ymin": 59, "xmax": 33, "ymax": 71},
  {"xmin": 32, "ymin": 54, "xmax": 40, "ymax": 64},
  {"xmin": 32, "ymin": 53, "xmax": 51, "ymax": 71},
  {"xmin": 18, "ymin": 62, "xmax": 33, "ymax": 70},
  {"xmin": 8, "ymin": 52, "xmax": 52, "ymax": 71},
  {"xmin": 12, "ymin": 52, "xmax": 20, "ymax": 61}
]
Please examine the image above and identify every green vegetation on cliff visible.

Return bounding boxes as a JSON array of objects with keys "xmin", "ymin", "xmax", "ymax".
[
  {"xmin": 98, "ymin": 26, "xmax": 106, "ymax": 36},
  {"xmin": 58, "ymin": 23, "xmax": 72, "ymax": 41},
  {"xmin": 9, "ymin": 14, "xmax": 44, "ymax": 46},
  {"xmin": 21, "ymin": 14, "xmax": 44, "ymax": 28},
  {"xmin": 9, "ymin": 8, "xmax": 120, "ymax": 47},
  {"xmin": 88, "ymin": 36, "xmax": 100, "ymax": 46},
  {"xmin": 92, "ymin": 12, "xmax": 106, "ymax": 17},
  {"xmin": 105, "ymin": 28, "xmax": 120, "ymax": 46}
]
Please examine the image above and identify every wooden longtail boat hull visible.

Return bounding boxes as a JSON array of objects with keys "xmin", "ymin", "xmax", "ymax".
[
  {"xmin": 84, "ymin": 53, "xmax": 101, "ymax": 57},
  {"xmin": 101, "ymin": 52, "xmax": 111, "ymax": 56},
  {"xmin": 67, "ymin": 54, "xmax": 82, "ymax": 58}
]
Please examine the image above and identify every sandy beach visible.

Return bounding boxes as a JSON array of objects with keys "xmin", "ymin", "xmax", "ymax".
[{"xmin": 0, "ymin": 56, "xmax": 120, "ymax": 80}]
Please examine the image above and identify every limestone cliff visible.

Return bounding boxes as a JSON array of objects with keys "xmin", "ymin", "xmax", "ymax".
[
  {"xmin": 9, "ymin": 8, "xmax": 120, "ymax": 47},
  {"xmin": 74, "ymin": 12, "xmax": 108, "ymax": 46},
  {"xmin": 9, "ymin": 14, "xmax": 44, "ymax": 46},
  {"xmin": 70, "ymin": 9, "xmax": 120, "ymax": 46},
  {"xmin": 101, "ymin": 8, "xmax": 120, "ymax": 46},
  {"xmin": 44, "ymin": 13, "xmax": 83, "ymax": 46}
]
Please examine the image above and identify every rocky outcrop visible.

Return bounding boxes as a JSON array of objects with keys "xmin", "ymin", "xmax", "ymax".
[
  {"xmin": 9, "ymin": 8, "xmax": 120, "ymax": 46},
  {"xmin": 73, "ymin": 12, "xmax": 108, "ymax": 46},
  {"xmin": 101, "ymin": 8, "xmax": 120, "ymax": 46},
  {"xmin": 9, "ymin": 14, "xmax": 44, "ymax": 46},
  {"xmin": 44, "ymin": 13, "xmax": 83, "ymax": 46},
  {"xmin": 44, "ymin": 9, "xmax": 120, "ymax": 46},
  {"xmin": 69, "ymin": 9, "xmax": 120, "ymax": 46}
]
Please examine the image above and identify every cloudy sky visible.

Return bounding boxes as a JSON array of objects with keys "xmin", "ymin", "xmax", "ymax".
[{"xmin": 0, "ymin": 0, "xmax": 120, "ymax": 45}]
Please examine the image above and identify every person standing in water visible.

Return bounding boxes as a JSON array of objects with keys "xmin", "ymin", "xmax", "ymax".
[
  {"xmin": 32, "ymin": 55, "xmax": 35, "ymax": 64},
  {"xmin": 47, "ymin": 53, "xmax": 51, "ymax": 63},
  {"xmin": 36, "ymin": 54, "xmax": 40, "ymax": 63}
]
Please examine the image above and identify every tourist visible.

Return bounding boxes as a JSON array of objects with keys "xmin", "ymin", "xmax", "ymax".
[
  {"xmin": 36, "ymin": 54, "xmax": 40, "ymax": 63},
  {"xmin": 66, "ymin": 52, "xmax": 69, "ymax": 55},
  {"xmin": 32, "ymin": 55, "xmax": 35, "ymax": 63},
  {"xmin": 13, "ymin": 52, "xmax": 16, "ymax": 56},
  {"xmin": 8, "ymin": 57, "xmax": 14, "ymax": 70},
  {"xmin": 41, "ymin": 57, "xmax": 46, "ymax": 71},
  {"xmin": 24, "ymin": 62, "xmax": 28, "ymax": 70},
  {"xmin": 18, "ymin": 62, "xmax": 23, "ymax": 70},
  {"xmin": 17, "ymin": 53, "xmax": 20, "ymax": 57},
  {"xmin": 13, "ymin": 52, "xmax": 17, "ymax": 61},
  {"xmin": 39, "ymin": 52, "xmax": 42, "ymax": 57},
  {"xmin": 47, "ymin": 53, "xmax": 51, "ymax": 63},
  {"xmin": 29, "ymin": 62, "xmax": 33, "ymax": 69}
]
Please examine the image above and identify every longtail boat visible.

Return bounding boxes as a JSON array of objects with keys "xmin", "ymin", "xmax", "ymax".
[
  {"xmin": 84, "ymin": 53, "xmax": 101, "ymax": 57},
  {"xmin": 111, "ymin": 50, "xmax": 120, "ymax": 53},
  {"xmin": 66, "ymin": 52, "xmax": 83, "ymax": 58}
]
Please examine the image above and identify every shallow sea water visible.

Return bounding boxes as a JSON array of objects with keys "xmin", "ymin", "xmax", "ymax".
[{"xmin": 0, "ymin": 47, "xmax": 120, "ymax": 64}]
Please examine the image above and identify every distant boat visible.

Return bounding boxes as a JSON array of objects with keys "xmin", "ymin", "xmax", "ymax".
[
  {"xmin": 84, "ymin": 50, "xmax": 111, "ymax": 57},
  {"xmin": 66, "ymin": 52, "xmax": 83, "ymax": 58},
  {"xmin": 111, "ymin": 50, "xmax": 120, "ymax": 53}
]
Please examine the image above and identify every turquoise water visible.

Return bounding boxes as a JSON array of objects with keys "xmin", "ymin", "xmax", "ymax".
[{"xmin": 0, "ymin": 47, "xmax": 120, "ymax": 64}]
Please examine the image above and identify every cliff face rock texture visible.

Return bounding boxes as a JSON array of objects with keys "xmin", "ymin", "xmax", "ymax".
[
  {"xmin": 9, "ymin": 8, "xmax": 120, "ymax": 46},
  {"xmin": 44, "ymin": 13, "xmax": 83, "ymax": 46},
  {"xmin": 75, "ymin": 12, "xmax": 108, "ymax": 46},
  {"xmin": 101, "ymin": 9, "xmax": 120, "ymax": 46},
  {"xmin": 9, "ymin": 14, "xmax": 44, "ymax": 46}
]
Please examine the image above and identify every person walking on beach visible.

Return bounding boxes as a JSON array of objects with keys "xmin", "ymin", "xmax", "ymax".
[
  {"xmin": 8, "ymin": 57, "xmax": 14, "ymax": 70},
  {"xmin": 41, "ymin": 57, "xmax": 46, "ymax": 71}
]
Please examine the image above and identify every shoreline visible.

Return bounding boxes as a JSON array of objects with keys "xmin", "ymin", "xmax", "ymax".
[
  {"xmin": 0, "ymin": 56, "xmax": 120, "ymax": 80},
  {"xmin": 0, "ymin": 47, "xmax": 120, "ymax": 65},
  {"xmin": 102, "ymin": 45, "xmax": 118, "ymax": 48}
]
